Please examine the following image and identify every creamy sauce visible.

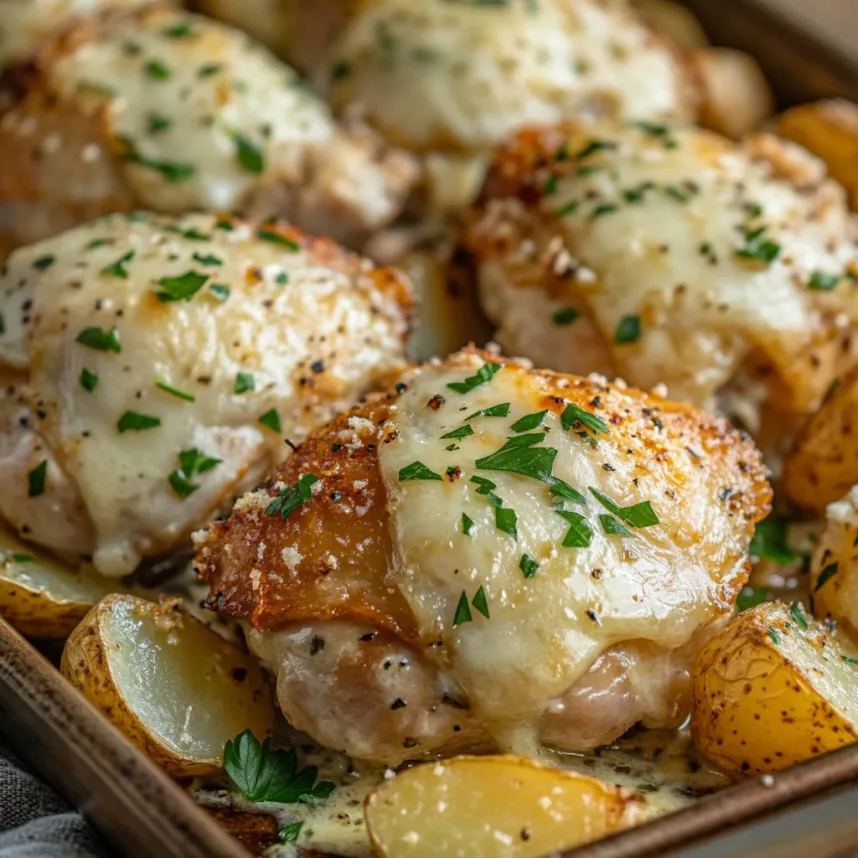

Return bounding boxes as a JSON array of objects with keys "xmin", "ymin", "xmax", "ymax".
[{"xmin": 194, "ymin": 729, "xmax": 729, "ymax": 856}]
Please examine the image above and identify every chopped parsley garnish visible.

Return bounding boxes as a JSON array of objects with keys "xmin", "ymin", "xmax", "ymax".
[
  {"xmin": 198, "ymin": 63, "xmax": 223, "ymax": 78},
  {"xmin": 589, "ymin": 488, "xmax": 659, "ymax": 528},
  {"xmin": 191, "ymin": 252, "xmax": 222, "ymax": 267},
  {"xmin": 223, "ymin": 730, "xmax": 335, "ymax": 804},
  {"xmin": 258, "ymin": 409, "xmax": 282, "ymax": 433},
  {"xmin": 789, "ymin": 601, "xmax": 808, "ymax": 630},
  {"xmin": 552, "ymin": 307, "xmax": 580, "ymax": 325},
  {"xmin": 590, "ymin": 203, "xmax": 619, "ymax": 220},
  {"xmin": 27, "ymin": 460, "xmax": 47, "ymax": 497},
  {"xmin": 543, "ymin": 175, "xmax": 559, "ymax": 195},
  {"xmin": 462, "ymin": 513, "xmax": 475, "ymax": 536},
  {"xmin": 280, "ymin": 822, "xmax": 304, "ymax": 843},
  {"xmin": 843, "ymin": 656, "xmax": 858, "ymax": 666},
  {"xmin": 495, "ymin": 507, "xmax": 518, "ymax": 539},
  {"xmin": 815, "ymin": 561, "xmax": 839, "ymax": 592},
  {"xmin": 76, "ymin": 326, "xmax": 121, "ymax": 353},
  {"xmin": 699, "ymin": 242, "xmax": 713, "ymax": 256},
  {"xmin": 466, "ymin": 403, "xmax": 510, "ymax": 420},
  {"xmin": 735, "ymin": 225, "xmax": 781, "ymax": 265},
  {"xmin": 623, "ymin": 181, "xmax": 655, "ymax": 204},
  {"xmin": 475, "ymin": 436, "xmax": 556, "ymax": 483},
  {"xmin": 9, "ymin": 553, "xmax": 34, "ymax": 563},
  {"xmin": 234, "ymin": 372, "xmax": 255, "ymax": 394},
  {"xmin": 453, "ymin": 592, "xmax": 472, "ymax": 626},
  {"xmin": 519, "ymin": 554, "xmax": 539, "ymax": 578},
  {"xmin": 234, "ymin": 133, "xmax": 266, "ymax": 174},
  {"xmin": 510, "ymin": 411, "xmax": 547, "ymax": 432},
  {"xmin": 257, "ymin": 228, "xmax": 300, "ymax": 251},
  {"xmin": 557, "ymin": 510, "xmax": 592, "ymax": 548},
  {"xmin": 102, "ymin": 250, "xmax": 135, "ymax": 278},
  {"xmin": 209, "ymin": 283, "xmax": 230, "ymax": 302},
  {"xmin": 555, "ymin": 200, "xmax": 579, "ymax": 218},
  {"xmin": 576, "ymin": 139, "xmax": 618, "ymax": 160},
  {"xmin": 155, "ymin": 380, "xmax": 195, "ymax": 402},
  {"xmin": 560, "ymin": 403, "xmax": 608, "ymax": 435},
  {"xmin": 163, "ymin": 21, "xmax": 194, "ymax": 38},
  {"xmin": 154, "ymin": 270, "xmax": 208, "ymax": 302},
  {"xmin": 266, "ymin": 474, "xmax": 319, "ymax": 520},
  {"xmin": 471, "ymin": 585, "xmax": 490, "ymax": 619},
  {"xmin": 749, "ymin": 515, "xmax": 795, "ymax": 564},
  {"xmin": 736, "ymin": 586, "xmax": 772, "ymax": 613},
  {"xmin": 32, "ymin": 255, "xmax": 55, "ymax": 271},
  {"xmin": 664, "ymin": 185, "xmax": 689, "ymax": 203},
  {"xmin": 614, "ymin": 315, "xmax": 642, "ymax": 344},
  {"xmin": 169, "ymin": 447, "xmax": 221, "ymax": 499},
  {"xmin": 441, "ymin": 425, "xmax": 474, "ymax": 440},
  {"xmin": 120, "ymin": 137, "xmax": 194, "ymax": 182},
  {"xmin": 117, "ymin": 411, "xmax": 161, "ymax": 432},
  {"xmin": 447, "ymin": 362, "xmax": 501, "ymax": 394},
  {"xmin": 164, "ymin": 225, "xmax": 210, "ymax": 241},
  {"xmin": 808, "ymin": 270, "xmax": 841, "ymax": 291},
  {"xmin": 635, "ymin": 121, "xmax": 669, "ymax": 137},
  {"xmin": 145, "ymin": 59, "xmax": 171, "ymax": 80},
  {"xmin": 79, "ymin": 368, "xmax": 98, "ymax": 392},
  {"xmin": 600, "ymin": 514, "xmax": 631, "ymax": 536},
  {"xmin": 275, "ymin": 271, "xmax": 289, "ymax": 285},
  {"xmin": 147, "ymin": 113, "xmax": 172, "ymax": 133},
  {"xmin": 399, "ymin": 461, "xmax": 443, "ymax": 481},
  {"xmin": 331, "ymin": 61, "xmax": 352, "ymax": 81},
  {"xmin": 768, "ymin": 626, "xmax": 782, "ymax": 645}
]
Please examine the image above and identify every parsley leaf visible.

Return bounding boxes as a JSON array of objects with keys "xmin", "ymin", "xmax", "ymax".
[
  {"xmin": 79, "ymin": 368, "xmax": 99, "ymax": 392},
  {"xmin": 102, "ymin": 250, "xmax": 135, "ymax": 279},
  {"xmin": 280, "ymin": 822, "xmax": 303, "ymax": 843},
  {"xmin": 399, "ymin": 462, "xmax": 443, "ymax": 481},
  {"xmin": 154, "ymin": 270, "xmax": 208, "ymax": 302},
  {"xmin": 235, "ymin": 372, "xmax": 255, "ymax": 394},
  {"xmin": 32, "ymin": 254, "xmax": 55, "ymax": 271},
  {"xmin": 736, "ymin": 586, "xmax": 772, "ymax": 613},
  {"xmin": 790, "ymin": 601, "xmax": 808, "ymax": 630},
  {"xmin": 768, "ymin": 626, "xmax": 782, "ymax": 645},
  {"xmin": 453, "ymin": 591, "xmax": 472, "ymax": 626},
  {"xmin": 495, "ymin": 506, "xmax": 518, "ymax": 539},
  {"xmin": 815, "ymin": 561, "xmax": 839, "ymax": 592},
  {"xmin": 561, "ymin": 403, "xmax": 608, "ymax": 436},
  {"xmin": 117, "ymin": 411, "xmax": 161, "ymax": 432},
  {"xmin": 600, "ymin": 514, "xmax": 631, "ymax": 536},
  {"xmin": 209, "ymin": 283, "xmax": 230, "ymax": 302},
  {"xmin": 552, "ymin": 307, "xmax": 580, "ymax": 325},
  {"xmin": 120, "ymin": 137, "xmax": 195, "ymax": 182},
  {"xmin": 155, "ymin": 380, "xmax": 195, "ymax": 402},
  {"xmin": 27, "ymin": 461, "xmax": 47, "ymax": 497},
  {"xmin": 589, "ymin": 488, "xmax": 659, "ymax": 528},
  {"xmin": 446, "ymin": 362, "xmax": 501, "ymax": 394},
  {"xmin": 749, "ymin": 515, "xmax": 795, "ymax": 565},
  {"xmin": 510, "ymin": 411, "xmax": 547, "ymax": 432},
  {"xmin": 808, "ymin": 270, "xmax": 841, "ymax": 291},
  {"xmin": 259, "ymin": 409, "xmax": 282, "ymax": 433},
  {"xmin": 735, "ymin": 225, "xmax": 780, "ymax": 265},
  {"xmin": 519, "ymin": 554, "xmax": 539, "ymax": 578},
  {"xmin": 441, "ymin": 425, "xmax": 474, "ymax": 440},
  {"xmin": 76, "ymin": 326, "xmax": 122, "ymax": 353},
  {"xmin": 257, "ymin": 228, "xmax": 300, "ymax": 250},
  {"xmin": 471, "ymin": 585, "xmax": 490, "ymax": 619},
  {"xmin": 461, "ymin": 513, "xmax": 475, "ymax": 536},
  {"xmin": 266, "ymin": 474, "xmax": 319, "ymax": 520},
  {"xmin": 476, "ymin": 438, "xmax": 556, "ymax": 483},
  {"xmin": 614, "ymin": 315, "xmax": 642, "ymax": 344},
  {"xmin": 557, "ymin": 510, "xmax": 592, "ymax": 548},
  {"xmin": 465, "ymin": 403, "xmax": 511, "ymax": 420},
  {"xmin": 234, "ymin": 133, "xmax": 266, "ymax": 174},
  {"xmin": 223, "ymin": 730, "xmax": 336, "ymax": 804},
  {"xmin": 191, "ymin": 252, "xmax": 222, "ymax": 267}
]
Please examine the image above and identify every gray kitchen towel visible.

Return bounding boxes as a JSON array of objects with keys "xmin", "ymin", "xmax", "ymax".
[{"xmin": 0, "ymin": 737, "xmax": 107, "ymax": 858}]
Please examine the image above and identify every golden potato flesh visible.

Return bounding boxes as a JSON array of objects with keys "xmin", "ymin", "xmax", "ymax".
[
  {"xmin": 0, "ymin": 527, "xmax": 116, "ymax": 639},
  {"xmin": 691, "ymin": 601, "xmax": 858, "ymax": 777},
  {"xmin": 778, "ymin": 100, "xmax": 858, "ymax": 210},
  {"xmin": 365, "ymin": 755, "xmax": 644, "ymax": 858},
  {"xmin": 784, "ymin": 368, "xmax": 858, "ymax": 514},
  {"xmin": 62, "ymin": 595, "xmax": 275, "ymax": 777}
]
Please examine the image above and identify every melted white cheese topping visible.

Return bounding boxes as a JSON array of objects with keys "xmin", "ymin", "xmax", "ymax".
[
  {"xmin": 0, "ymin": 213, "xmax": 408, "ymax": 575},
  {"xmin": 329, "ymin": 0, "xmax": 693, "ymax": 153},
  {"xmin": 376, "ymin": 356, "xmax": 732, "ymax": 753}
]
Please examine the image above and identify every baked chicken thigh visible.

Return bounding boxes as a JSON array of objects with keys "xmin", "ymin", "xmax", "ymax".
[
  {"xmin": 0, "ymin": 212, "xmax": 411, "ymax": 577},
  {"xmin": 0, "ymin": 5, "xmax": 416, "ymax": 251},
  {"xmin": 464, "ymin": 121, "xmax": 858, "ymax": 434},
  {"xmin": 197, "ymin": 350, "xmax": 770, "ymax": 764}
]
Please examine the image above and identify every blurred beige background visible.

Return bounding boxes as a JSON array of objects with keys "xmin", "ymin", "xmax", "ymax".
[{"xmin": 761, "ymin": 0, "xmax": 855, "ymax": 55}]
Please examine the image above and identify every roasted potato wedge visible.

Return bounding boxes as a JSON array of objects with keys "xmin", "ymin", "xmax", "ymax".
[
  {"xmin": 778, "ymin": 100, "xmax": 858, "ymax": 210},
  {"xmin": 62, "ymin": 595, "xmax": 275, "ymax": 777},
  {"xmin": 0, "ymin": 528, "xmax": 116, "ymax": 639},
  {"xmin": 632, "ymin": 0, "xmax": 709, "ymax": 49},
  {"xmin": 809, "ymin": 486, "xmax": 858, "ymax": 636},
  {"xmin": 692, "ymin": 601, "xmax": 858, "ymax": 777},
  {"xmin": 365, "ymin": 755, "xmax": 645, "ymax": 858},
  {"xmin": 784, "ymin": 369, "xmax": 858, "ymax": 514},
  {"xmin": 694, "ymin": 48, "xmax": 774, "ymax": 138}
]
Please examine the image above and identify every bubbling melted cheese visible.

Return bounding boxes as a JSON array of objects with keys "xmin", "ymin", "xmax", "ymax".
[{"xmin": 377, "ymin": 356, "xmax": 737, "ymax": 755}]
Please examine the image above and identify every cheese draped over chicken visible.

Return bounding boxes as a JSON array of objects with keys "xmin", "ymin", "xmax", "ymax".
[
  {"xmin": 197, "ymin": 351, "xmax": 770, "ymax": 763},
  {"xmin": 0, "ymin": 212, "xmax": 411, "ymax": 577},
  {"xmin": 0, "ymin": 0, "xmax": 159, "ymax": 68},
  {"xmin": 0, "ymin": 5, "xmax": 416, "ymax": 250},
  {"xmin": 465, "ymin": 121, "xmax": 858, "ymax": 431}
]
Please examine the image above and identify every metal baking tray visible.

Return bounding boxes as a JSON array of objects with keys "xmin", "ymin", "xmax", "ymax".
[{"xmin": 3, "ymin": 2, "xmax": 858, "ymax": 857}]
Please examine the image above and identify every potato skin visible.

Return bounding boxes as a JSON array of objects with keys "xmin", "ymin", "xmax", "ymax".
[
  {"xmin": 778, "ymin": 100, "xmax": 858, "ymax": 210},
  {"xmin": 62, "ymin": 594, "xmax": 275, "ymax": 777},
  {"xmin": 784, "ymin": 368, "xmax": 858, "ymax": 514},
  {"xmin": 691, "ymin": 601, "xmax": 858, "ymax": 777},
  {"xmin": 0, "ymin": 580, "xmax": 93, "ymax": 639}
]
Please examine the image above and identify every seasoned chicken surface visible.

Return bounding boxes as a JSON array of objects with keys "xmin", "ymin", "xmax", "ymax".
[
  {"xmin": 464, "ymin": 121, "xmax": 858, "ymax": 434},
  {"xmin": 0, "ymin": 5, "xmax": 417, "ymax": 251},
  {"xmin": 197, "ymin": 350, "xmax": 771, "ymax": 764},
  {"xmin": 0, "ymin": 0, "xmax": 159, "ymax": 69},
  {"xmin": 0, "ymin": 212, "xmax": 412, "ymax": 577}
]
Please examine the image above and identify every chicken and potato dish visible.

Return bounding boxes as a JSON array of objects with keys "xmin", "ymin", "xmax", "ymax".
[{"xmin": 3, "ymin": 0, "xmax": 858, "ymax": 856}]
